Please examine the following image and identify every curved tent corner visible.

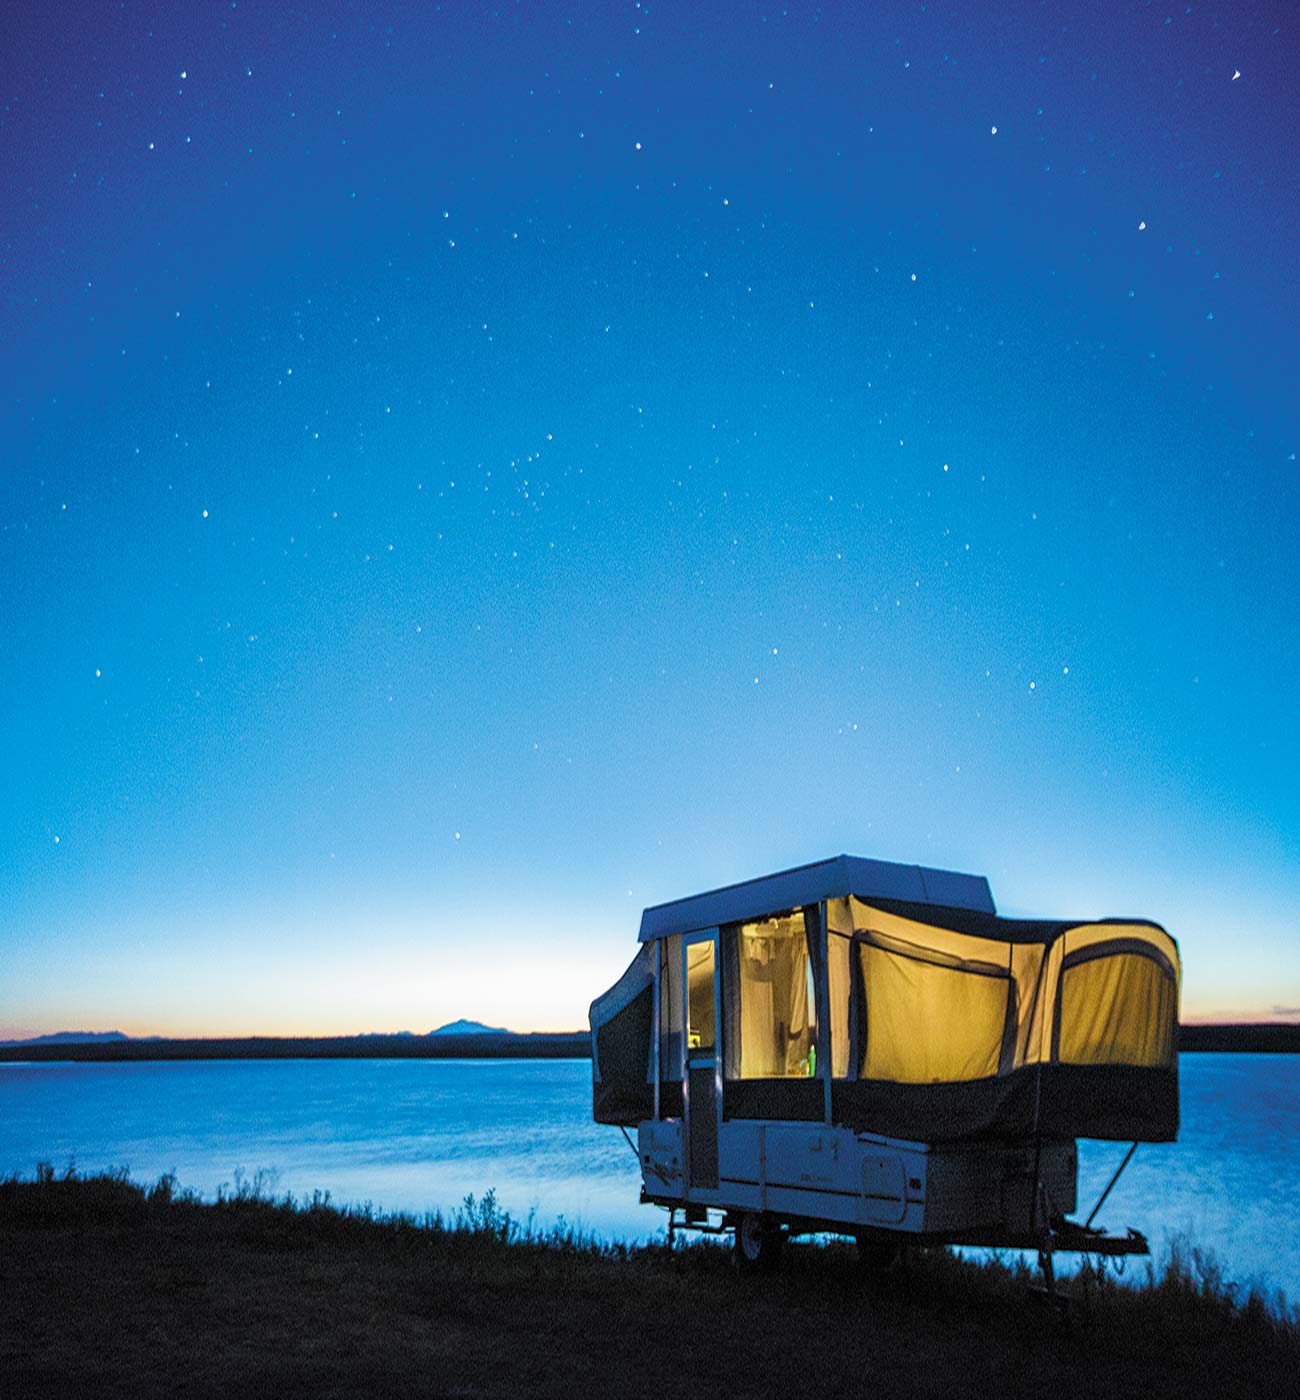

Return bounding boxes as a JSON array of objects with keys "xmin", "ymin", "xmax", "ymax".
[{"xmin": 589, "ymin": 942, "xmax": 655, "ymax": 1126}]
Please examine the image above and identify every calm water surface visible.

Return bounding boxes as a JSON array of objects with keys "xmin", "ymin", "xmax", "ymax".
[{"xmin": 1, "ymin": 1053, "xmax": 1295, "ymax": 1301}]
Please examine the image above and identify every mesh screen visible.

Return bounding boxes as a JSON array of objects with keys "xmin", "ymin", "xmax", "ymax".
[
  {"xmin": 1059, "ymin": 953, "xmax": 1177, "ymax": 1067},
  {"xmin": 860, "ymin": 944, "xmax": 1009, "ymax": 1083},
  {"xmin": 735, "ymin": 912, "xmax": 817, "ymax": 1077}
]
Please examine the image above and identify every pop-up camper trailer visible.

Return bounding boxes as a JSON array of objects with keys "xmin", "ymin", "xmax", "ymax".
[{"xmin": 590, "ymin": 855, "xmax": 1179, "ymax": 1272}]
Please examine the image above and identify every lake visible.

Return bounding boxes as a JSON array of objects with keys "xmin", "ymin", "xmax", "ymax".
[{"xmin": 1, "ymin": 1053, "xmax": 1295, "ymax": 1302}]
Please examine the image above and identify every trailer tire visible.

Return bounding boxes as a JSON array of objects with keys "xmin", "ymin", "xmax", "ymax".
[
  {"xmin": 734, "ymin": 1212, "xmax": 783, "ymax": 1271},
  {"xmin": 855, "ymin": 1232, "xmax": 900, "ymax": 1273}
]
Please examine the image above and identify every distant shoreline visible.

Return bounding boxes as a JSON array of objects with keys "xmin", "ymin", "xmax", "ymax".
[
  {"xmin": 1177, "ymin": 1022, "xmax": 1300, "ymax": 1053},
  {"xmin": 0, "ymin": 1031, "xmax": 591, "ymax": 1063},
  {"xmin": 0, "ymin": 1022, "xmax": 1296, "ymax": 1063}
]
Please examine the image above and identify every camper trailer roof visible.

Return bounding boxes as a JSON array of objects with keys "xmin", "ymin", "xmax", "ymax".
[{"xmin": 637, "ymin": 854, "xmax": 996, "ymax": 941}]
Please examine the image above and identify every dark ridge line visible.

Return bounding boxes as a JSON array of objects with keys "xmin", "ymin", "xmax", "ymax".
[
  {"xmin": 0, "ymin": 1023, "xmax": 1297, "ymax": 1063},
  {"xmin": 1178, "ymin": 1022, "xmax": 1300, "ymax": 1053},
  {"xmin": 0, "ymin": 1031, "xmax": 592, "ymax": 1063}
]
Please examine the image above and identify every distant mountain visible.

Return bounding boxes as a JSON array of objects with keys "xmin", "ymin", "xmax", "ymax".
[
  {"xmin": 429, "ymin": 1019, "xmax": 511, "ymax": 1037},
  {"xmin": 0, "ymin": 1030, "xmax": 131, "ymax": 1049}
]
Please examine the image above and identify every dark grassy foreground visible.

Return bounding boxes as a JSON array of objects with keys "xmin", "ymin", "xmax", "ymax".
[{"xmin": 2, "ymin": 1169, "xmax": 1296, "ymax": 1400}]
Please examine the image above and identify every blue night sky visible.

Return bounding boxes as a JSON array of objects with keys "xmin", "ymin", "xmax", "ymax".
[{"xmin": 2, "ymin": 2, "xmax": 1296, "ymax": 1038}]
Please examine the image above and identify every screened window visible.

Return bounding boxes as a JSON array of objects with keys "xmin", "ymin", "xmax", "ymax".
[
  {"xmin": 859, "ymin": 943, "xmax": 1010, "ymax": 1084},
  {"xmin": 735, "ymin": 911, "xmax": 817, "ymax": 1077},
  {"xmin": 1058, "ymin": 950, "xmax": 1176, "ymax": 1067},
  {"xmin": 686, "ymin": 940, "xmax": 716, "ymax": 1053}
]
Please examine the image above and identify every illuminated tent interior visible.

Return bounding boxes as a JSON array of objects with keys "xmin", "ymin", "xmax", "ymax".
[{"xmin": 591, "ymin": 856, "xmax": 1180, "ymax": 1142}]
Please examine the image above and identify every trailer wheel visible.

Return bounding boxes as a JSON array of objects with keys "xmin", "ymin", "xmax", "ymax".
[
  {"xmin": 734, "ymin": 1212, "xmax": 783, "ymax": 1271},
  {"xmin": 855, "ymin": 1231, "xmax": 900, "ymax": 1273}
]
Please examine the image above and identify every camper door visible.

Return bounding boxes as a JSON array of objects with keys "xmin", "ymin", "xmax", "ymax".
[{"xmin": 684, "ymin": 930, "xmax": 721, "ymax": 1192}]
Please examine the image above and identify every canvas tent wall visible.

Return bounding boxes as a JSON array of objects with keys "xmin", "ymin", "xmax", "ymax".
[
  {"xmin": 590, "ymin": 856, "xmax": 1180, "ymax": 1142},
  {"xmin": 824, "ymin": 897, "xmax": 1179, "ymax": 1142},
  {"xmin": 590, "ymin": 941, "xmax": 655, "ymax": 1125}
]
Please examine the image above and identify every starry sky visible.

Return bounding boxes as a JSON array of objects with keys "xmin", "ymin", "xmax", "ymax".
[{"xmin": 2, "ymin": 1, "xmax": 1297, "ymax": 1040}]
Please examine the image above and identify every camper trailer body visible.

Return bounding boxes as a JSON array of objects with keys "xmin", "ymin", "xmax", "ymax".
[
  {"xmin": 637, "ymin": 1116, "xmax": 1077, "ymax": 1244},
  {"xmin": 591, "ymin": 856, "xmax": 1179, "ymax": 1263}
]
